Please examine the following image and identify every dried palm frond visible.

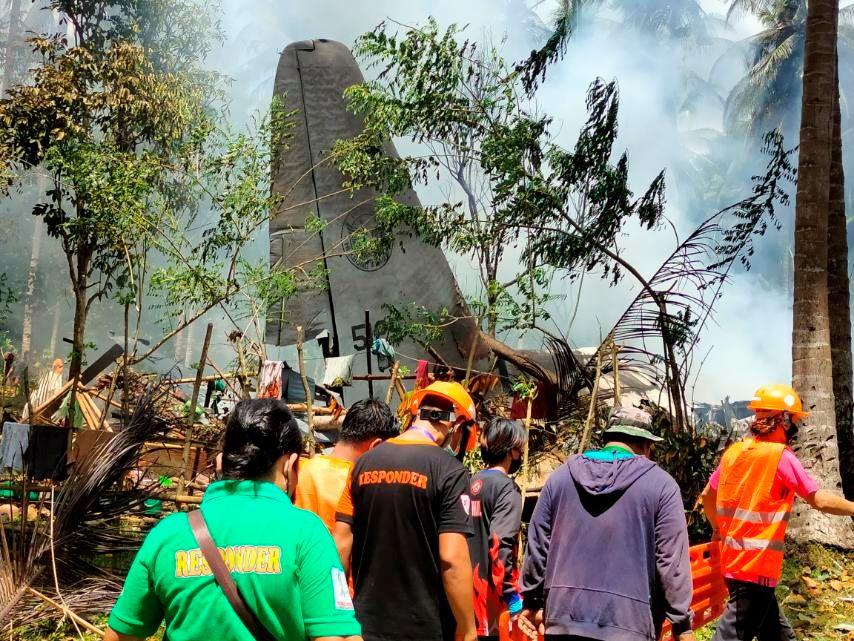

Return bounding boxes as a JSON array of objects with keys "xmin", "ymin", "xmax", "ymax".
[
  {"xmin": 586, "ymin": 131, "xmax": 795, "ymax": 431},
  {"xmin": 0, "ymin": 384, "xmax": 174, "ymax": 626}
]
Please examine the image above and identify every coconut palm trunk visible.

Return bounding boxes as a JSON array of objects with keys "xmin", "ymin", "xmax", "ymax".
[
  {"xmin": 790, "ymin": 0, "xmax": 854, "ymax": 545},
  {"xmin": 828, "ymin": 55, "xmax": 854, "ymax": 501}
]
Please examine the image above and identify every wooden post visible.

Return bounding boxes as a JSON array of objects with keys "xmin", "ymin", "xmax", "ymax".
[
  {"xmin": 98, "ymin": 359, "xmax": 122, "ymax": 429},
  {"xmin": 519, "ymin": 391, "xmax": 536, "ymax": 497},
  {"xmin": 463, "ymin": 331, "xmax": 480, "ymax": 387},
  {"xmin": 235, "ymin": 334, "xmax": 251, "ymax": 399},
  {"xmin": 385, "ymin": 361, "xmax": 400, "ymax": 404},
  {"xmin": 177, "ymin": 322, "xmax": 213, "ymax": 501},
  {"xmin": 364, "ymin": 310, "xmax": 374, "ymax": 399},
  {"xmin": 296, "ymin": 326, "xmax": 316, "ymax": 454},
  {"xmin": 578, "ymin": 350, "xmax": 604, "ymax": 454},
  {"xmin": 517, "ymin": 389, "xmax": 536, "ymax": 562},
  {"xmin": 611, "ymin": 341, "xmax": 621, "ymax": 405}
]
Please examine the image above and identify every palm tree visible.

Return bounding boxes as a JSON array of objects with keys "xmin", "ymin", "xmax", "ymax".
[
  {"xmin": 721, "ymin": 1, "xmax": 854, "ymax": 138},
  {"xmin": 723, "ymin": 1, "xmax": 854, "ymax": 502},
  {"xmin": 518, "ymin": 0, "xmax": 707, "ymax": 91},
  {"xmin": 829, "ymin": 57, "xmax": 854, "ymax": 500},
  {"xmin": 790, "ymin": 0, "xmax": 854, "ymax": 544}
]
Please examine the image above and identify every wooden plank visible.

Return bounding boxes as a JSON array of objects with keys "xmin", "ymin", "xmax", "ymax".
[
  {"xmin": 80, "ymin": 344, "xmax": 124, "ymax": 384},
  {"xmin": 29, "ymin": 379, "xmax": 73, "ymax": 422},
  {"xmin": 76, "ymin": 391, "xmax": 100, "ymax": 428}
]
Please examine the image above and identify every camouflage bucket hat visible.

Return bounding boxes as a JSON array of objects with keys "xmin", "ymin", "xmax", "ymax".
[{"xmin": 603, "ymin": 405, "xmax": 663, "ymax": 443}]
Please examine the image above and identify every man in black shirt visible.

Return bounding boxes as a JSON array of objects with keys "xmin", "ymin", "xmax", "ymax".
[
  {"xmin": 335, "ymin": 382, "xmax": 478, "ymax": 641},
  {"xmin": 469, "ymin": 418, "xmax": 526, "ymax": 641}
]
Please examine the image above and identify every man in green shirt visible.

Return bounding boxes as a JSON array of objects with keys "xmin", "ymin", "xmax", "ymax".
[{"xmin": 105, "ymin": 399, "xmax": 362, "ymax": 641}]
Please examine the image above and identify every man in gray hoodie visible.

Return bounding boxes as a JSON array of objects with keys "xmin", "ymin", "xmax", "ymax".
[{"xmin": 519, "ymin": 405, "xmax": 695, "ymax": 641}]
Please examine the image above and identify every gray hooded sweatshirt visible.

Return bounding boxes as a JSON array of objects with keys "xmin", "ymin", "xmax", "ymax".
[{"xmin": 520, "ymin": 452, "xmax": 693, "ymax": 641}]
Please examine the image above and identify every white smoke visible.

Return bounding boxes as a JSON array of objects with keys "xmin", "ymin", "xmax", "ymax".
[{"xmin": 210, "ymin": 0, "xmax": 794, "ymax": 403}]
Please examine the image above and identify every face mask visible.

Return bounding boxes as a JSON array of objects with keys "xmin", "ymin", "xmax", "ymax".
[{"xmin": 508, "ymin": 455, "xmax": 522, "ymax": 475}]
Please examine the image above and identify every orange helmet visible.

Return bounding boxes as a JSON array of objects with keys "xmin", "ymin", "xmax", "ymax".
[
  {"xmin": 747, "ymin": 384, "xmax": 809, "ymax": 420},
  {"xmin": 410, "ymin": 381, "xmax": 477, "ymax": 423}
]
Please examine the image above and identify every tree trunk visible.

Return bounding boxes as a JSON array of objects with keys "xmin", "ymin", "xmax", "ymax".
[
  {"xmin": 828, "ymin": 55, "xmax": 854, "ymax": 501},
  {"xmin": 68, "ymin": 287, "xmax": 86, "ymax": 380},
  {"xmin": 20, "ymin": 174, "xmax": 46, "ymax": 361},
  {"xmin": 1, "ymin": 0, "xmax": 22, "ymax": 97},
  {"xmin": 790, "ymin": 0, "xmax": 854, "ymax": 545},
  {"xmin": 48, "ymin": 302, "xmax": 60, "ymax": 358}
]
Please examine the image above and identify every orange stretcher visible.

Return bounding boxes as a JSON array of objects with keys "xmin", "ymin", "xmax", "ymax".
[{"xmin": 498, "ymin": 542, "xmax": 728, "ymax": 641}]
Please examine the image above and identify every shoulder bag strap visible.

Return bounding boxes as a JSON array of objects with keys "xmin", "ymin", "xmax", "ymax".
[{"xmin": 188, "ymin": 509, "xmax": 278, "ymax": 641}]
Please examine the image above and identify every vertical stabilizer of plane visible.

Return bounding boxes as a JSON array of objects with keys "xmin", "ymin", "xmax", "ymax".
[{"xmin": 268, "ymin": 39, "xmax": 483, "ymax": 388}]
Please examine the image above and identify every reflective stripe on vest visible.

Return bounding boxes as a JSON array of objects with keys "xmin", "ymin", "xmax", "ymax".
[
  {"xmin": 716, "ymin": 506, "xmax": 790, "ymax": 524},
  {"xmin": 723, "ymin": 536, "xmax": 786, "ymax": 552},
  {"xmin": 716, "ymin": 438, "xmax": 794, "ymax": 582}
]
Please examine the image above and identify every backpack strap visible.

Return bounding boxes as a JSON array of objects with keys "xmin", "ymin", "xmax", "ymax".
[{"xmin": 188, "ymin": 509, "xmax": 278, "ymax": 641}]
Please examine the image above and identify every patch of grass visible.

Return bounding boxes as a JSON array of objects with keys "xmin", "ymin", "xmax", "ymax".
[{"xmin": 695, "ymin": 542, "xmax": 854, "ymax": 641}]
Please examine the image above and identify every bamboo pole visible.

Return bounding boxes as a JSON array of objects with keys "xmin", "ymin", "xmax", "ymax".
[
  {"xmin": 518, "ymin": 392, "xmax": 536, "ymax": 497},
  {"xmin": 296, "ymin": 326, "xmax": 315, "ymax": 454},
  {"xmin": 611, "ymin": 341, "xmax": 621, "ymax": 405},
  {"xmin": 177, "ymin": 323, "xmax": 213, "ymax": 501},
  {"xmin": 395, "ymin": 378, "xmax": 407, "ymax": 403},
  {"xmin": 352, "ymin": 373, "xmax": 416, "ymax": 382},
  {"xmin": 517, "ymin": 390, "xmax": 536, "ymax": 562},
  {"xmin": 578, "ymin": 350, "xmax": 604, "ymax": 454},
  {"xmin": 161, "ymin": 493, "xmax": 203, "ymax": 505},
  {"xmin": 97, "ymin": 361, "xmax": 121, "ymax": 429},
  {"xmin": 235, "ymin": 335, "xmax": 251, "ymax": 399},
  {"xmin": 463, "ymin": 331, "xmax": 480, "ymax": 387},
  {"xmin": 26, "ymin": 587, "xmax": 104, "ymax": 636},
  {"xmin": 385, "ymin": 361, "xmax": 400, "ymax": 404}
]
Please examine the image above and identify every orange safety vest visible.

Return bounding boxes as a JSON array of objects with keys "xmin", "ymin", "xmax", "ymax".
[{"xmin": 716, "ymin": 438, "xmax": 794, "ymax": 582}]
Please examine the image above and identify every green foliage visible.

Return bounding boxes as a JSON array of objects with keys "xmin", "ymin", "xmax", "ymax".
[
  {"xmin": 0, "ymin": 273, "xmax": 18, "ymax": 324},
  {"xmin": 0, "ymin": 3, "xmax": 310, "ymax": 370},
  {"xmin": 511, "ymin": 375, "xmax": 538, "ymax": 401},
  {"xmin": 338, "ymin": 20, "xmax": 665, "ymax": 344},
  {"xmin": 712, "ymin": 131, "xmax": 796, "ymax": 271},
  {"xmin": 373, "ymin": 302, "xmax": 452, "ymax": 348}
]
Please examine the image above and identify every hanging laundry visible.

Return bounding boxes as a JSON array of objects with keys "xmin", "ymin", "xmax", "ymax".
[
  {"xmin": 322, "ymin": 355, "xmax": 355, "ymax": 387},
  {"xmin": 22, "ymin": 359, "xmax": 64, "ymax": 421},
  {"xmin": 26, "ymin": 425, "xmax": 69, "ymax": 481},
  {"xmin": 371, "ymin": 338, "xmax": 396, "ymax": 372},
  {"xmin": 371, "ymin": 338, "xmax": 395, "ymax": 360},
  {"xmin": 281, "ymin": 361, "xmax": 315, "ymax": 405},
  {"xmin": 415, "ymin": 360, "xmax": 430, "ymax": 389},
  {"xmin": 258, "ymin": 360, "xmax": 284, "ymax": 399},
  {"xmin": 0, "ymin": 422, "xmax": 30, "ymax": 472}
]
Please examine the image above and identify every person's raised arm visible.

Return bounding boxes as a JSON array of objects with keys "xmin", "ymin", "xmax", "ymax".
[
  {"xmin": 806, "ymin": 490, "xmax": 854, "ymax": 516},
  {"xmin": 439, "ymin": 532, "xmax": 476, "ymax": 641}
]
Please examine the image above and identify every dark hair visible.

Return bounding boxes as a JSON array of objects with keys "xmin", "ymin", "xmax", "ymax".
[
  {"xmin": 222, "ymin": 399, "xmax": 302, "ymax": 480},
  {"xmin": 339, "ymin": 399, "xmax": 398, "ymax": 444},
  {"xmin": 481, "ymin": 418, "xmax": 527, "ymax": 466}
]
